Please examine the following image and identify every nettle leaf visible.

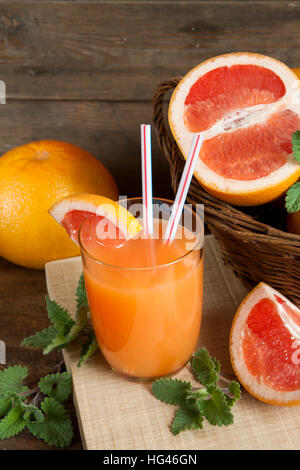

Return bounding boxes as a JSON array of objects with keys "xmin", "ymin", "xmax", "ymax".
[
  {"xmin": 190, "ymin": 348, "xmax": 220, "ymax": 387},
  {"xmin": 38, "ymin": 372, "xmax": 72, "ymax": 403},
  {"xmin": 152, "ymin": 379, "xmax": 192, "ymax": 406},
  {"xmin": 77, "ymin": 332, "xmax": 98, "ymax": 367},
  {"xmin": 21, "ymin": 325, "xmax": 57, "ymax": 350},
  {"xmin": 285, "ymin": 183, "xmax": 300, "ymax": 214},
  {"xmin": 27, "ymin": 397, "xmax": 73, "ymax": 448},
  {"xmin": 292, "ymin": 130, "xmax": 300, "ymax": 162},
  {"xmin": 0, "ymin": 406, "xmax": 26, "ymax": 439},
  {"xmin": 171, "ymin": 405, "xmax": 203, "ymax": 435},
  {"xmin": 46, "ymin": 297, "xmax": 75, "ymax": 335}
]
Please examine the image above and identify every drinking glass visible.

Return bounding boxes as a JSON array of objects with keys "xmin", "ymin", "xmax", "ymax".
[{"xmin": 79, "ymin": 197, "xmax": 204, "ymax": 380}]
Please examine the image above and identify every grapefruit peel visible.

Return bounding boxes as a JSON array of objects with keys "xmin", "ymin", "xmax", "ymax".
[{"xmin": 49, "ymin": 193, "xmax": 142, "ymax": 245}]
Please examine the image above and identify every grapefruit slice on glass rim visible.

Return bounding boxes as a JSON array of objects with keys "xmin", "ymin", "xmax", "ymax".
[
  {"xmin": 169, "ymin": 53, "xmax": 300, "ymax": 206},
  {"xmin": 49, "ymin": 193, "xmax": 142, "ymax": 248},
  {"xmin": 230, "ymin": 282, "xmax": 300, "ymax": 406}
]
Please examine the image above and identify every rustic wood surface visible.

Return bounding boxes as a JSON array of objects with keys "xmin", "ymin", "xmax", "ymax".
[{"xmin": 0, "ymin": 0, "xmax": 300, "ymax": 450}]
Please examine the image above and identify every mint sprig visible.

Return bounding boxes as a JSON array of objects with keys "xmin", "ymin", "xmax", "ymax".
[
  {"xmin": 152, "ymin": 348, "xmax": 241, "ymax": 435},
  {"xmin": 285, "ymin": 131, "xmax": 300, "ymax": 213},
  {"xmin": 0, "ymin": 274, "xmax": 98, "ymax": 447},
  {"xmin": 0, "ymin": 366, "xmax": 73, "ymax": 447},
  {"xmin": 22, "ymin": 273, "xmax": 98, "ymax": 367},
  {"xmin": 0, "ymin": 273, "xmax": 99, "ymax": 448}
]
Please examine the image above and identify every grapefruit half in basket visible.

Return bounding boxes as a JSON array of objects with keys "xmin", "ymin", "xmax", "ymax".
[
  {"xmin": 169, "ymin": 53, "xmax": 300, "ymax": 206},
  {"xmin": 230, "ymin": 282, "xmax": 300, "ymax": 405}
]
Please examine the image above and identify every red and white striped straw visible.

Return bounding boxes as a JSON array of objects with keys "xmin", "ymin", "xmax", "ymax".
[
  {"xmin": 141, "ymin": 124, "xmax": 154, "ymax": 236},
  {"xmin": 164, "ymin": 133, "xmax": 204, "ymax": 244}
]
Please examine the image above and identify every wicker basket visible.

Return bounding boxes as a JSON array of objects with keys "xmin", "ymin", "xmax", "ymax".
[{"xmin": 153, "ymin": 77, "xmax": 300, "ymax": 307}]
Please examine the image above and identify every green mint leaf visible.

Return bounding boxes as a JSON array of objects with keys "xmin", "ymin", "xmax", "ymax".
[
  {"xmin": 76, "ymin": 273, "xmax": 88, "ymax": 311},
  {"xmin": 186, "ymin": 387, "xmax": 208, "ymax": 402},
  {"xmin": 190, "ymin": 348, "xmax": 220, "ymax": 387},
  {"xmin": 171, "ymin": 405, "xmax": 203, "ymax": 435},
  {"xmin": 65, "ymin": 307, "xmax": 89, "ymax": 344},
  {"xmin": 0, "ymin": 389, "xmax": 23, "ymax": 418},
  {"xmin": 42, "ymin": 334, "xmax": 68, "ymax": 355},
  {"xmin": 46, "ymin": 297, "xmax": 75, "ymax": 335},
  {"xmin": 226, "ymin": 381, "xmax": 241, "ymax": 407},
  {"xmin": 292, "ymin": 130, "xmax": 300, "ymax": 162},
  {"xmin": 0, "ymin": 366, "xmax": 29, "ymax": 397},
  {"xmin": 64, "ymin": 273, "xmax": 89, "ymax": 343},
  {"xmin": 152, "ymin": 379, "xmax": 192, "ymax": 406},
  {"xmin": 21, "ymin": 325, "xmax": 57, "ymax": 349},
  {"xmin": 23, "ymin": 406, "xmax": 44, "ymax": 424},
  {"xmin": 38, "ymin": 372, "xmax": 72, "ymax": 403},
  {"xmin": 27, "ymin": 397, "xmax": 73, "ymax": 448},
  {"xmin": 0, "ymin": 398, "xmax": 12, "ymax": 418},
  {"xmin": 0, "ymin": 406, "xmax": 26, "ymax": 439},
  {"xmin": 77, "ymin": 332, "xmax": 98, "ymax": 367},
  {"xmin": 196, "ymin": 385, "xmax": 234, "ymax": 427},
  {"xmin": 8, "ymin": 395, "xmax": 45, "ymax": 424},
  {"xmin": 285, "ymin": 182, "xmax": 300, "ymax": 213}
]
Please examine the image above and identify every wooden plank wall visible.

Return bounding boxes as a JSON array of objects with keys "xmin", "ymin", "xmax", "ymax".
[{"xmin": 0, "ymin": 0, "xmax": 300, "ymax": 197}]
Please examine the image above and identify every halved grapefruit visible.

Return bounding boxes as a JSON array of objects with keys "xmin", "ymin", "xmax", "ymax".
[
  {"xmin": 169, "ymin": 53, "xmax": 300, "ymax": 206},
  {"xmin": 230, "ymin": 282, "xmax": 300, "ymax": 405},
  {"xmin": 49, "ymin": 193, "xmax": 142, "ymax": 247}
]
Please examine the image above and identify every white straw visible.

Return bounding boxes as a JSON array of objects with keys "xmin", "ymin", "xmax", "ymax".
[
  {"xmin": 164, "ymin": 133, "xmax": 204, "ymax": 244},
  {"xmin": 141, "ymin": 124, "xmax": 154, "ymax": 236}
]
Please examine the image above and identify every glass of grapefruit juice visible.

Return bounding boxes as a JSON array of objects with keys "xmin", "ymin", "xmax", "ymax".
[{"xmin": 79, "ymin": 198, "xmax": 203, "ymax": 380}]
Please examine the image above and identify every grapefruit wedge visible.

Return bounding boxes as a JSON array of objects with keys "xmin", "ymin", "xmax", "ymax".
[
  {"xmin": 230, "ymin": 282, "xmax": 300, "ymax": 406},
  {"xmin": 169, "ymin": 53, "xmax": 300, "ymax": 206},
  {"xmin": 49, "ymin": 193, "xmax": 142, "ymax": 247}
]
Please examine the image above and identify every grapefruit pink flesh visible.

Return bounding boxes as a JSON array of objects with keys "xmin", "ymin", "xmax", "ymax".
[
  {"xmin": 61, "ymin": 210, "xmax": 125, "ymax": 248},
  {"xmin": 184, "ymin": 65, "xmax": 286, "ymax": 132},
  {"xmin": 200, "ymin": 110, "xmax": 300, "ymax": 180},
  {"xmin": 242, "ymin": 297, "xmax": 300, "ymax": 392},
  {"xmin": 184, "ymin": 64, "xmax": 299, "ymax": 180}
]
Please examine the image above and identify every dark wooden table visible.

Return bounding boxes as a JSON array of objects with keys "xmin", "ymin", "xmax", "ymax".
[{"xmin": 1, "ymin": 0, "xmax": 300, "ymax": 450}]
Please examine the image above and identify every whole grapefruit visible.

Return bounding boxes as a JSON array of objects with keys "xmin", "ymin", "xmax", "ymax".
[{"xmin": 0, "ymin": 140, "xmax": 118, "ymax": 269}]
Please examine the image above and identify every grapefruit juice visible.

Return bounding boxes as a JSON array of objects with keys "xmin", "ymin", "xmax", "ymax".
[{"xmin": 79, "ymin": 202, "xmax": 203, "ymax": 380}]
